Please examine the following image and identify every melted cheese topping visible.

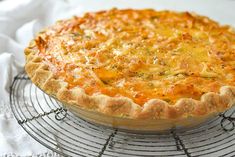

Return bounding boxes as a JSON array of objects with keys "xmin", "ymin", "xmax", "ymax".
[{"xmin": 35, "ymin": 9, "xmax": 235, "ymax": 105}]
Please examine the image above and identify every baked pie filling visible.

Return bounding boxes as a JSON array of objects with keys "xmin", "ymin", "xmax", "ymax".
[{"xmin": 25, "ymin": 9, "xmax": 235, "ymax": 120}]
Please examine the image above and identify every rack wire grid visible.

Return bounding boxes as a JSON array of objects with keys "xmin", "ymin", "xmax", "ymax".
[{"xmin": 10, "ymin": 72, "xmax": 235, "ymax": 157}]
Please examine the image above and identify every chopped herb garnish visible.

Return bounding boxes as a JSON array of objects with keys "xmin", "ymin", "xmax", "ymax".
[
  {"xmin": 73, "ymin": 32, "xmax": 81, "ymax": 36},
  {"xmin": 85, "ymin": 35, "xmax": 91, "ymax": 39},
  {"xmin": 159, "ymin": 71, "xmax": 165, "ymax": 76}
]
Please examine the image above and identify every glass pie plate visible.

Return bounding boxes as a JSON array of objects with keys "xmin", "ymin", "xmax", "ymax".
[{"xmin": 63, "ymin": 102, "xmax": 217, "ymax": 132}]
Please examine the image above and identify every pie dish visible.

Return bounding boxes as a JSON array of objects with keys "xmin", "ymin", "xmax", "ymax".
[{"xmin": 25, "ymin": 8, "xmax": 235, "ymax": 131}]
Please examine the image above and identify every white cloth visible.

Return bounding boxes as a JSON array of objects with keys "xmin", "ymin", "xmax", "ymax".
[{"xmin": 0, "ymin": 0, "xmax": 234, "ymax": 156}]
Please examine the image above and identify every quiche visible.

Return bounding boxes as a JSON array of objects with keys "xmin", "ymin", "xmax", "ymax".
[{"xmin": 25, "ymin": 8, "xmax": 235, "ymax": 124}]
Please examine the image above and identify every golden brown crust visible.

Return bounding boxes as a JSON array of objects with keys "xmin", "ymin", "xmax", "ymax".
[{"xmin": 25, "ymin": 9, "xmax": 235, "ymax": 120}]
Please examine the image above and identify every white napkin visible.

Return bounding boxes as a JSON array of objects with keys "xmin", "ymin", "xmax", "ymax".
[
  {"xmin": 0, "ymin": 0, "xmax": 234, "ymax": 156},
  {"xmin": 0, "ymin": 0, "xmax": 72, "ymax": 155}
]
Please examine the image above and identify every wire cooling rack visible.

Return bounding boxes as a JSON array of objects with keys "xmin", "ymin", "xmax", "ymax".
[{"xmin": 10, "ymin": 72, "xmax": 235, "ymax": 157}]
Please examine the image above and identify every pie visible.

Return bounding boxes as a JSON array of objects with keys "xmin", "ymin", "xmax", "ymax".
[{"xmin": 25, "ymin": 8, "xmax": 235, "ymax": 125}]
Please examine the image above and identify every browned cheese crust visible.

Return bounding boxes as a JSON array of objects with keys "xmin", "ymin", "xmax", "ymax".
[{"xmin": 25, "ymin": 9, "xmax": 235, "ymax": 119}]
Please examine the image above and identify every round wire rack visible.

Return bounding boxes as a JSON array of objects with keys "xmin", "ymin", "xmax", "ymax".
[{"xmin": 10, "ymin": 72, "xmax": 235, "ymax": 157}]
